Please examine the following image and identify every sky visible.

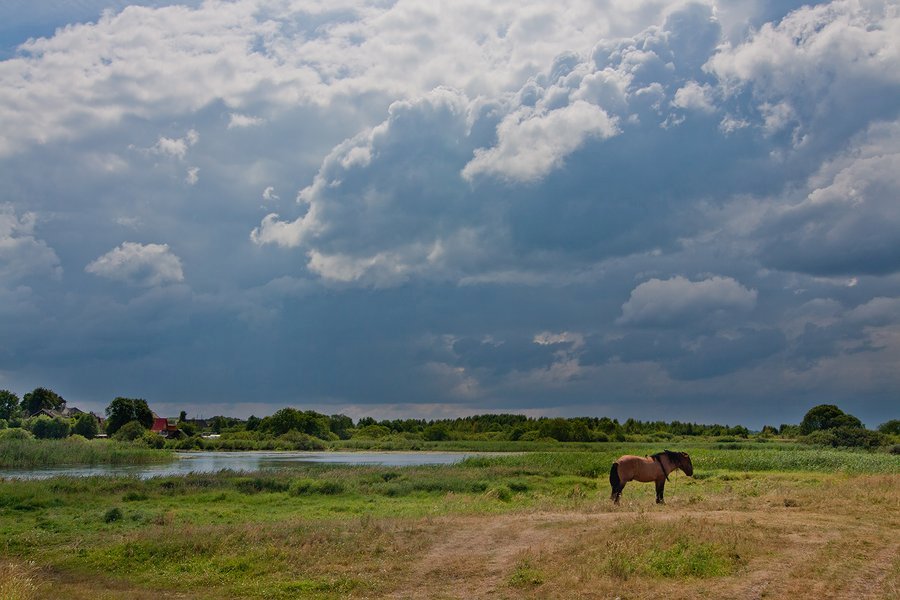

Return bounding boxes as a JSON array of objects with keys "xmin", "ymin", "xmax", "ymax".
[{"xmin": 1, "ymin": 0, "xmax": 899, "ymax": 429}]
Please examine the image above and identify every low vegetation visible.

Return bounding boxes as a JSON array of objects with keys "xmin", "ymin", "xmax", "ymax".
[
  {"xmin": 0, "ymin": 447, "xmax": 896, "ymax": 599},
  {"xmin": 0, "ymin": 434, "xmax": 170, "ymax": 469}
]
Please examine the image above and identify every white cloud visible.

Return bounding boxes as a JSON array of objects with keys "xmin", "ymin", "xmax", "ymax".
[
  {"xmin": 619, "ymin": 275, "xmax": 757, "ymax": 326},
  {"xmin": 0, "ymin": 0, "xmax": 681, "ymax": 158},
  {"xmin": 672, "ymin": 81, "xmax": 715, "ymax": 113},
  {"xmin": 228, "ymin": 113, "xmax": 265, "ymax": 129},
  {"xmin": 0, "ymin": 204, "xmax": 62, "ymax": 283},
  {"xmin": 848, "ymin": 297, "xmax": 900, "ymax": 325},
  {"xmin": 185, "ymin": 166, "xmax": 199, "ymax": 185},
  {"xmin": 85, "ymin": 242, "xmax": 184, "ymax": 287},
  {"xmin": 707, "ymin": 0, "xmax": 900, "ymax": 145},
  {"xmin": 760, "ymin": 121, "xmax": 900, "ymax": 276},
  {"xmin": 462, "ymin": 101, "xmax": 618, "ymax": 182},
  {"xmin": 150, "ymin": 129, "xmax": 198, "ymax": 160}
]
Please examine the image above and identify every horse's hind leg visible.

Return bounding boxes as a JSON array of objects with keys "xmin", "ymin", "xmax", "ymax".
[
  {"xmin": 610, "ymin": 463, "xmax": 624, "ymax": 503},
  {"xmin": 655, "ymin": 480, "xmax": 665, "ymax": 504},
  {"xmin": 612, "ymin": 482, "xmax": 625, "ymax": 504}
]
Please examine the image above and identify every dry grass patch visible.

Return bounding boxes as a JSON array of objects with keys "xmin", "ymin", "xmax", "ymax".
[{"xmin": 0, "ymin": 559, "xmax": 39, "ymax": 600}]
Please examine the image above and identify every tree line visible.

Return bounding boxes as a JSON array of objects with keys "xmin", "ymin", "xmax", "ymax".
[{"xmin": 1, "ymin": 386, "xmax": 897, "ymax": 448}]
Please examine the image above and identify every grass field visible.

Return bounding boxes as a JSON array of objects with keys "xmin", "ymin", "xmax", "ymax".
[{"xmin": 0, "ymin": 443, "xmax": 897, "ymax": 599}]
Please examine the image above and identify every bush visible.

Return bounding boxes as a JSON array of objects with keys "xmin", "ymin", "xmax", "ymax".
[
  {"xmin": 804, "ymin": 427, "xmax": 886, "ymax": 449},
  {"xmin": 113, "ymin": 420, "xmax": 149, "ymax": 442},
  {"xmin": 800, "ymin": 404, "xmax": 863, "ymax": 435},
  {"xmin": 29, "ymin": 416, "xmax": 71, "ymax": 439},
  {"xmin": 103, "ymin": 507, "xmax": 123, "ymax": 523},
  {"xmin": 140, "ymin": 432, "xmax": 166, "ymax": 449},
  {"xmin": 289, "ymin": 479, "xmax": 345, "ymax": 496},
  {"xmin": 0, "ymin": 427, "xmax": 33, "ymax": 440},
  {"xmin": 423, "ymin": 424, "xmax": 450, "ymax": 441},
  {"xmin": 276, "ymin": 431, "xmax": 327, "ymax": 450},
  {"xmin": 72, "ymin": 413, "xmax": 99, "ymax": 439},
  {"xmin": 878, "ymin": 419, "xmax": 900, "ymax": 436},
  {"xmin": 353, "ymin": 424, "xmax": 392, "ymax": 439}
]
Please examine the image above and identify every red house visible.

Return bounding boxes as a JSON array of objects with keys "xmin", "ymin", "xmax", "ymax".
[{"xmin": 150, "ymin": 416, "xmax": 180, "ymax": 436}]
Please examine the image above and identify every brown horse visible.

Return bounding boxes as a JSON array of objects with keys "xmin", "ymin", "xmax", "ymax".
[{"xmin": 610, "ymin": 450, "xmax": 693, "ymax": 504}]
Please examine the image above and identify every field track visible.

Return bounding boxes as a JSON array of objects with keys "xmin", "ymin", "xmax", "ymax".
[{"xmin": 385, "ymin": 507, "xmax": 899, "ymax": 599}]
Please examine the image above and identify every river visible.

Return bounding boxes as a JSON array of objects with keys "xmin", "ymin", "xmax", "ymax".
[{"xmin": 0, "ymin": 450, "xmax": 482, "ymax": 480}]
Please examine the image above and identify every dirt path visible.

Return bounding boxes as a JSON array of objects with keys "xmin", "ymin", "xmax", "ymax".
[{"xmin": 387, "ymin": 508, "xmax": 896, "ymax": 600}]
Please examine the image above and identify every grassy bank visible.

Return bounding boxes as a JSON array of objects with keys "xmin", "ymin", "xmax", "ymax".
[
  {"xmin": 0, "ymin": 446, "xmax": 897, "ymax": 599},
  {"xmin": 0, "ymin": 437, "xmax": 173, "ymax": 469}
]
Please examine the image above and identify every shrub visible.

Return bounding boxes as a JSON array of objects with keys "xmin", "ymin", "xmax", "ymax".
[
  {"xmin": 289, "ymin": 479, "xmax": 345, "ymax": 496},
  {"xmin": 800, "ymin": 404, "xmax": 862, "ymax": 435},
  {"xmin": 276, "ymin": 431, "xmax": 326, "ymax": 450},
  {"xmin": 113, "ymin": 420, "xmax": 149, "ymax": 442},
  {"xmin": 234, "ymin": 477, "xmax": 291, "ymax": 494},
  {"xmin": 29, "ymin": 416, "xmax": 71, "ymax": 439},
  {"xmin": 103, "ymin": 507, "xmax": 123, "ymax": 523},
  {"xmin": 0, "ymin": 427, "xmax": 33, "ymax": 441},
  {"xmin": 140, "ymin": 432, "xmax": 166, "ymax": 449},
  {"xmin": 804, "ymin": 427, "xmax": 886, "ymax": 449},
  {"xmin": 423, "ymin": 424, "xmax": 450, "ymax": 441},
  {"xmin": 353, "ymin": 425, "xmax": 392, "ymax": 439},
  {"xmin": 877, "ymin": 419, "xmax": 900, "ymax": 436},
  {"xmin": 72, "ymin": 413, "xmax": 99, "ymax": 439}
]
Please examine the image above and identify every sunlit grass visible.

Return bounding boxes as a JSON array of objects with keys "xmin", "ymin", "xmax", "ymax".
[
  {"xmin": 0, "ymin": 437, "xmax": 172, "ymax": 469},
  {"xmin": 0, "ymin": 447, "xmax": 896, "ymax": 598}
]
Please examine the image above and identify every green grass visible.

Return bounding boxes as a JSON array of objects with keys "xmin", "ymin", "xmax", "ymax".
[
  {"xmin": 0, "ymin": 444, "xmax": 896, "ymax": 599},
  {"xmin": 0, "ymin": 437, "xmax": 173, "ymax": 469}
]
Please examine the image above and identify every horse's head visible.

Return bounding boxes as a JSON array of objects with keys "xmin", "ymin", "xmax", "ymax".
[{"xmin": 678, "ymin": 452, "xmax": 693, "ymax": 476}]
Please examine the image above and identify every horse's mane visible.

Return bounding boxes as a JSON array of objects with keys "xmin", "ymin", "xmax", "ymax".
[{"xmin": 650, "ymin": 449, "xmax": 682, "ymax": 463}]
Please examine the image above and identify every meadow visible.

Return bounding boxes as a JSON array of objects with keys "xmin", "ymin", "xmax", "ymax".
[{"xmin": 0, "ymin": 441, "xmax": 897, "ymax": 599}]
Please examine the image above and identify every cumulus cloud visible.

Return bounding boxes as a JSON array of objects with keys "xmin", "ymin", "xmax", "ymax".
[
  {"xmin": 147, "ymin": 129, "xmax": 198, "ymax": 160},
  {"xmin": 0, "ymin": 204, "xmax": 61, "ymax": 283},
  {"xmin": 760, "ymin": 122, "xmax": 900, "ymax": 276},
  {"xmin": 3, "ymin": 0, "xmax": 900, "ymax": 425},
  {"xmin": 85, "ymin": 242, "xmax": 184, "ymax": 287},
  {"xmin": 228, "ymin": 113, "xmax": 265, "ymax": 129},
  {"xmin": 462, "ymin": 101, "xmax": 618, "ymax": 182},
  {"xmin": 252, "ymin": 87, "xmax": 485, "ymax": 282},
  {"xmin": 672, "ymin": 81, "xmax": 715, "ymax": 113},
  {"xmin": 707, "ymin": 0, "xmax": 900, "ymax": 149},
  {"xmin": 618, "ymin": 276, "xmax": 757, "ymax": 326}
]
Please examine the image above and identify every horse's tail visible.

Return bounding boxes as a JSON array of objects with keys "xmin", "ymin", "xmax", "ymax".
[{"xmin": 609, "ymin": 462, "xmax": 620, "ymax": 498}]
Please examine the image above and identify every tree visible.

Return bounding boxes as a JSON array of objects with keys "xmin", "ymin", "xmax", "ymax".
[
  {"xmin": 21, "ymin": 387, "xmax": 65, "ymax": 416},
  {"xmin": 179, "ymin": 410, "xmax": 187, "ymax": 422},
  {"xmin": 113, "ymin": 420, "xmax": 148, "ymax": 441},
  {"xmin": 73, "ymin": 413, "xmax": 99, "ymax": 439},
  {"xmin": 800, "ymin": 404, "xmax": 863, "ymax": 435},
  {"xmin": 329, "ymin": 414, "xmax": 354, "ymax": 440},
  {"xmin": 423, "ymin": 424, "xmax": 450, "ymax": 441},
  {"xmin": 878, "ymin": 419, "xmax": 900, "ymax": 436},
  {"xmin": 105, "ymin": 397, "xmax": 153, "ymax": 435},
  {"xmin": 0, "ymin": 389, "xmax": 20, "ymax": 421},
  {"xmin": 30, "ymin": 415, "xmax": 71, "ymax": 439}
]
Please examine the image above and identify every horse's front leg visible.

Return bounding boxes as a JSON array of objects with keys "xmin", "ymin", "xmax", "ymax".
[{"xmin": 655, "ymin": 480, "xmax": 665, "ymax": 504}]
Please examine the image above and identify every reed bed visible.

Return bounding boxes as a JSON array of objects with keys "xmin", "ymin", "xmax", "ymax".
[{"xmin": 0, "ymin": 437, "xmax": 172, "ymax": 469}]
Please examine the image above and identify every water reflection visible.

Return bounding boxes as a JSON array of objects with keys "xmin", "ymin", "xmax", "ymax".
[{"xmin": 0, "ymin": 451, "xmax": 478, "ymax": 480}]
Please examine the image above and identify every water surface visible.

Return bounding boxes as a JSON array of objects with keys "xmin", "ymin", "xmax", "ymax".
[{"xmin": 0, "ymin": 450, "xmax": 480, "ymax": 480}]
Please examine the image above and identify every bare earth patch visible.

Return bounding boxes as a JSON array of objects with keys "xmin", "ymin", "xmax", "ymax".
[{"xmin": 388, "ymin": 505, "xmax": 899, "ymax": 600}]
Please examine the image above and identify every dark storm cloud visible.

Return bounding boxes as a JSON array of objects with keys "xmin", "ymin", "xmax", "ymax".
[{"xmin": 1, "ymin": 0, "xmax": 899, "ymax": 428}]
